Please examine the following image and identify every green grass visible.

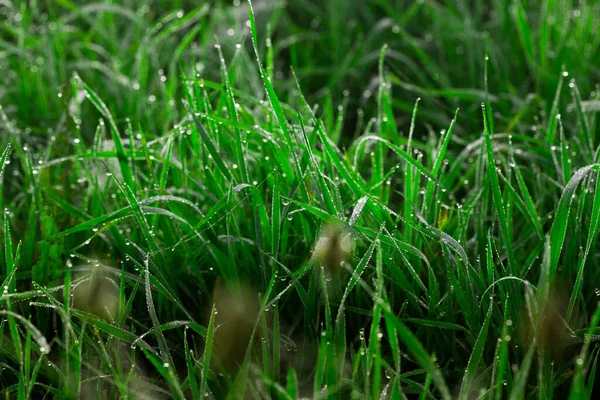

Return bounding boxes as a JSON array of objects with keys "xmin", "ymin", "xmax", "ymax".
[{"xmin": 1, "ymin": 0, "xmax": 600, "ymax": 398}]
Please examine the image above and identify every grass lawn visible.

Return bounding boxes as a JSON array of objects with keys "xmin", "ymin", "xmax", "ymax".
[{"xmin": 1, "ymin": 0, "xmax": 600, "ymax": 398}]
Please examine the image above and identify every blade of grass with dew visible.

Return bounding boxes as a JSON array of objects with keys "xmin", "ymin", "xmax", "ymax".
[
  {"xmin": 298, "ymin": 114, "xmax": 338, "ymax": 216},
  {"xmin": 73, "ymin": 74, "xmax": 134, "ymax": 190},
  {"xmin": 200, "ymin": 303, "xmax": 216, "ymax": 399},
  {"xmin": 368, "ymin": 239, "xmax": 384, "ymax": 399},
  {"xmin": 373, "ymin": 45, "xmax": 387, "ymax": 200},
  {"xmin": 382, "ymin": 308, "xmax": 452, "ymax": 400},
  {"xmin": 570, "ymin": 80, "xmax": 594, "ymax": 161},
  {"xmin": 546, "ymin": 71, "xmax": 566, "ymax": 145},
  {"xmin": 425, "ymin": 110, "xmax": 458, "ymax": 221},
  {"xmin": 558, "ymin": 116, "xmax": 572, "ymax": 184},
  {"xmin": 546, "ymin": 165, "xmax": 600, "ymax": 281},
  {"xmin": 318, "ymin": 266, "xmax": 337, "ymax": 394},
  {"xmin": 184, "ymin": 101, "xmax": 233, "ymax": 182},
  {"xmin": 335, "ymin": 230, "xmax": 378, "ymax": 324},
  {"xmin": 566, "ymin": 167, "xmax": 600, "ymax": 322},
  {"xmin": 216, "ymin": 39, "xmax": 248, "ymax": 184},
  {"xmin": 459, "ymin": 300, "xmax": 493, "ymax": 399},
  {"xmin": 142, "ymin": 255, "xmax": 180, "ymax": 397},
  {"xmin": 0, "ymin": 144, "xmax": 11, "ymax": 215},
  {"xmin": 247, "ymin": 0, "xmax": 302, "ymax": 185},
  {"xmin": 184, "ymin": 327, "xmax": 200, "ymax": 400},
  {"xmin": 482, "ymin": 103, "xmax": 515, "ymax": 274},
  {"xmin": 569, "ymin": 306, "xmax": 600, "ymax": 399},
  {"xmin": 404, "ymin": 98, "xmax": 419, "ymax": 243}
]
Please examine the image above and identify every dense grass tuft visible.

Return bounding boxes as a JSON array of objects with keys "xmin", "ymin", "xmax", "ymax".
[{"xmin": 1, "ymin": 0, "xmax": 600, "ymax": 398}]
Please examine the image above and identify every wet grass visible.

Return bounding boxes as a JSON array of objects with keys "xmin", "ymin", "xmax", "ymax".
[{"xmin": 1, "ymin": 0, "xmax": 600, "ymax": 398}]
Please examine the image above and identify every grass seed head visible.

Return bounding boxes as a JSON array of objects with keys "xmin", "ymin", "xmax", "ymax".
[
  {"xmin": 212, "ymin": 280, "xmax": 260, "ymax": 373},
  {"xmin": 71, "ymin": 268, "xmax": 119, "ymax": 321},
  {"xmin": 313, "ymin": 223, "xmax": 353, "ymax": 273}
]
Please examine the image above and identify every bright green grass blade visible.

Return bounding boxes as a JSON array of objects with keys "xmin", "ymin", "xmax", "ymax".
[
  {"xmin": 216, "ymin": 40, "xmax": 248, "ymax": 184},
  {"xmin": 0, "ymin": 144, "xmax": 11, "ymax": 214},
  {"xmin": 425, "ymin": 110, "xmax": 458, "ymax": 219},
  {"xmin": 404, "ymin": 318, "xmax": 469, "ymax": 333},
  {"xmin": 247, "ymin": 0, "xmax": 302, "ymax": 182},
  {"xmin": 73, "ymin": 74, "xmax": 134, "ymax": 189},
  {"xmin": 272, "ymin": 306, "xmax": 280, "ymax": 385},
  {"xmin": 286, "ymin": 367, "xmax": 298, "ymax": 398},
  {"xmin": 382, "ymin": 309, "xmax": 451, "ymax": 400},
  {"xmin": 184, "ymin": 101, "xmax": 233, "ymax": 182},
  {"xmin": 404, "ymin": 98, "xmax": 419, "ymax": 241},
  {"xmin": 569, "ymin": 305, "xmax": 600, "ymax": 398},
  {"xmin": 271, "ymin": 174, "xmax": 281, "ymax": 260},
  {"xmin": 482, "ymin": 103, "xmax": 515, "ymax": 274},
  {"xmin": 459, "ymin": 300, "xmax": 493, "ymax": 399},
  {"xmin": 493, "ymin": 298, "xmax": 512, "ymax": 400},
  {"xmin": 368, "ymin": 240, "xmax": 384, "ymax": 399},
  {"xmin": 142, "ymin": 256, "xmax": 179, "ymax": 396},
  {"xmin": 547, "ymin": 165, "xmax": 600, "ymax": 279},
  {"xmin": 315, "ymin": 122, "xmax": 366, "ymax": 195},
  {"xmin": 566, "ymin": 168, "xmax": 600, "ymax": 322},
  {"xmin": 558, "ymin": 116, "xmax": 572, "ymax": 184},
  {"xmin": 184, "ymin": 328, "xmax": 200, "ymax": 400},
  {"xmin": 139, "ymin": 346, "xmax": 185, "ymax": 400},
  {"xmin": 200, "ymin": 303, "xmax": 216, "ymax": 399},
  {"xmin": 546, "ymin": 71, "xmax": 565, "ymax": 144},
  {"xmin": 570, "ymin": 80, "xmax": 594, "ymax": 159},
  {"xmin": 355, "ymin": 135, "xmax": 437, "ymax": 182},
  {"xmin": 511, "ymin": 160, "xmax": 543, "ymax": 238},
  {"xmin": 374, "ymin": 45, "xmax": 388, "ymax": 200},
  {"xmin": 299, "ymin": 115, "xmax": 338, "ymax": 216},
  {"xmin": 335, "ymin": 231, "xmax": 377, "ymax": 324}
]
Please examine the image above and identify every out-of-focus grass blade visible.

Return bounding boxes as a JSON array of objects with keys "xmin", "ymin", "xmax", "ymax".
[{"xmin": 511, "ymin": 0, "xmax": 535, "ymax": 74}]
